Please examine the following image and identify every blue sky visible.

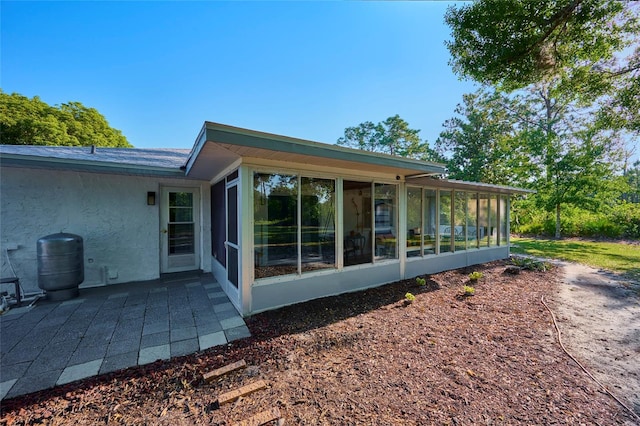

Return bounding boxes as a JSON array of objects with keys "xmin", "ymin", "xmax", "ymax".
[{"xmin": 1, "ymin": 1, "xmax": 477, "ymax": 149}]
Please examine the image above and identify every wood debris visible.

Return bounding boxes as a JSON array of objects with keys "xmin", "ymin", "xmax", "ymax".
[
  {"xmin": 233, "ymin": 407, "xmax": 283, "ymax": 426},
  {"xmin": 218, "ymin": 380, "xmax": 268, "ymax": 406},
  {"xmin": 203, "ymin": 359, "xmax": 247, "ymax": 383}
]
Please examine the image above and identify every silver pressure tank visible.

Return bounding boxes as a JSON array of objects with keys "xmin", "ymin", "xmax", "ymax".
[{"xmin": 37, "ymin": 233, "xmax": 84, "ymax": 301}]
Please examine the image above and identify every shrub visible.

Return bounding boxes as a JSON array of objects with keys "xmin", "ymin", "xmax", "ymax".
[
  {"xmin": 511, "ymin": 256, "xmax": 552, "ymax": 271},
  {"xmin": 468, "ymin": 271, "xmax": 484, "ymax": 281},
  {"xmin": 416, "ymin": 277, "xmax": 426, "ymax": 286},
  {"xmin": 463, "ymin": 285, "xmax": 475, "ymax": 296},
  {"xmin": 611, "ymin": 202, "xmax": 640, "ymax": 239},
  {"xmin": 512, "ymin": 203, "xmax": 631, "ymax": 239},
  {"xmin": 405, "ymin": 292, "xmax": 416, "ymax": 303}
]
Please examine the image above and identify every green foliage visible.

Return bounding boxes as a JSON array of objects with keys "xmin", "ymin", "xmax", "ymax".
[
  {"xmin": 444, "ymin": 1, "xmax": 640, "ymax": 240},
  {"xmin": 611, "ymin": 202, "xmax": 640, "ymax": 239},
  {"xmin": 445, "ymin": 0, "xmax": 639, "ymax": 93},
  {"xmin": 435, "ymin": 89, "xmax": 524, "ymax": 185},
  {"xmin": 511, "ymin": 202, "xmax": 640, "ymax": 239},
  {"xmin": 415, "ymin": 277, "xmax": 426, "ymax": 286},
  {"xmin": 0, "ymin": 91, "xmax": 131, "ymax": 147},
  {"xmin": 440, "ymin": 82, "xmax": 628, "ymax": 238},
  {"xmin": 468, "ymin": 271, "xmax": 484, "ymax": 281},
  {"xmin": 510, "ymin": 237, "xmax": 639, "ymax": 280},
  {"xmin": 462, "ymin": 285, "xmax": 475, "ymax": 296},
  {"xmin": 337, "ymin": 115, "xmax": 439, "ymax": 161},
  {"xmin": 517, "ymin": 84, "xmax": 626, "ymax": 239},
  {"xmin": 404, "ymin": 292, "xmax": 416, "ymax": 303},
  {"xmin": 596, "ymin": 54, "xmax": 640, "ymax": 134},
  {"xmin": 510, "ymin": 256, "xmax": 552, "ymax": 272},
  {"xmin": 623, "ymin": 160, "xmax": 640, "ymax": 203}
]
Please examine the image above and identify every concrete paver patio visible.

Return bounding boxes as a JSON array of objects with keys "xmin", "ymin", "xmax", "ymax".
[{"xmin": 0, "ymin": 272, "xmax": 249, "ymax": 400}]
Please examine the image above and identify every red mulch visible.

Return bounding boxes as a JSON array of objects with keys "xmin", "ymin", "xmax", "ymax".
[{"xmin": 1, "ymin": 260, "xmax": 633, "ymax": 425}]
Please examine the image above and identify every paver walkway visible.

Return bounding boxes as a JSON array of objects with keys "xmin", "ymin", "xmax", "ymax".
[{"xmin": 0, "ymin": 272, "xmax": 250, "ymax": 400}]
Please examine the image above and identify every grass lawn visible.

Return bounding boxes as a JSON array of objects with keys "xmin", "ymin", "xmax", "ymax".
[{"xmin": 510, "ymin": 236, "xmax": 640, "ymax": 281}]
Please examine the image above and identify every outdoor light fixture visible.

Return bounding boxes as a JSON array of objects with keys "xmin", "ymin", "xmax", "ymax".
[{"xmin": 147, "ymin": 191, "xmax": 156, "ymax": 205}]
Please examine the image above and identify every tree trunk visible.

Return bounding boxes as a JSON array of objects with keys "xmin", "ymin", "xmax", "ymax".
[{"xmin": 555, "ymin": 203, "xmax": 561, "ymax": 239}]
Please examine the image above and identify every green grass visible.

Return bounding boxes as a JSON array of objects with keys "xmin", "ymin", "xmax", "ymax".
[{"xmin": 511, "ymin": 237, "xmax": 640, "ymax": 282}]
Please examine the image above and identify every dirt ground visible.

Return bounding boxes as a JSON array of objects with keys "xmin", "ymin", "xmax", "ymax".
[
  {"xmin": 1, "ymin": 258, "xmax": 639, "ymax": 425},
  {"xmin": 549, "ymin": 261, "xmax": 640, "ymax": 416}
]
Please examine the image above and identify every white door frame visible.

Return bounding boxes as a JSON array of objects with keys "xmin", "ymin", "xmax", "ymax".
[{"xmin": 160, "ymin": 186, "xmax": 201, "ymax": 274}]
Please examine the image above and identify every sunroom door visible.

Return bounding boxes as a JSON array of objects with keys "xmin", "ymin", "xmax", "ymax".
[
  {"xmin": 161, "ymin": 187, "xmax": 200, "ymax": 273},
  {"xmin": 225, "ymin": 181, "xmax": 240, "ymax": 300}
]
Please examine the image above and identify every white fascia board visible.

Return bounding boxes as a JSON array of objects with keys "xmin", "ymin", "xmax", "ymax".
[{"xmin": 184, "ymin": 124, "xmax": 208, "ymax": 176}]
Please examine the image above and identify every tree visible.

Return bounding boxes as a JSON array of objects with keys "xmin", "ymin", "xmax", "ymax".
[
  {"xmin": 597, "ymin": 51, "xmax": 640, "ymax": 133},
  {"xmin": 438, "ymin": 81, "xmax": 626, "ymax": 238},
  {"xmin": 443, "ymin": 0, "xmax": 638, "ymax": 238},
  {"xmin": 0, "ymin": 91, "xmax": 131, "ymax": 147},
  {"xmin": 444, "ymin": 0, "xmax": 640, "ymax": 92},
  {"xmin": 435, "ymin": 89, "xmax": 525, "ymax": 185},
  {"xmin": 445, "ymin": 0, "xmax": 640, "ymax": 136},
  {"xmin": 623, "ymin": 160, "xmax": 640, "ymax": 203},
  {"xmin": 337, "ymin": 115, "xmax": 439, "ymax": 161}
]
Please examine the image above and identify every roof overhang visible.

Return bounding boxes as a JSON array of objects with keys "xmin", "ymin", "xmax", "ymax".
[
  {"xmin": 0, "ymin": 154, "xmax": 187, "ymax": 178},
  {"xmin": 407, "ymin": 176, "xmax": 535, "ymax": 194},
  {"xmin": 185, "ymin": 122, "xmax": 446, "ymax": 181}
]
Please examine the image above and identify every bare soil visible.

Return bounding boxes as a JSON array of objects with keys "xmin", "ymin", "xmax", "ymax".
[
  {"xmin": 1, "ymin": 259, "xmax": 638, "ymax": 425},
  {"xmin": 550, "ymin": 262, "xmax": 640, "ymax": 416}
]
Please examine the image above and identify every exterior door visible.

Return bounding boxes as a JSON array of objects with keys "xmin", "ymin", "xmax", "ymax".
[
  {"xmin": 161, "ymin": 187, "xmax": 200, "ymax": 273},
  {"xmin": 225, "ymin": 181, "xmax": 240, "ymax": 299}
]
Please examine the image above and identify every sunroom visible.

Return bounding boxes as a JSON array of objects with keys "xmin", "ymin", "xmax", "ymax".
[{"xmin": 186, "ymin": 122, "xmax": 529, "ymax": 316}]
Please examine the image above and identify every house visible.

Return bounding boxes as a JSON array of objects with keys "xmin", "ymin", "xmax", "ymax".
[{"xmin": 0, "ymin": 122, "xmax": 530, "ymax": 316}]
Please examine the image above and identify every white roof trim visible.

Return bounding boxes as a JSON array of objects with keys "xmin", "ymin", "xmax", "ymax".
[{"xmin": 185, "ymin": 121, "xmax": 446, "ymax": 178}]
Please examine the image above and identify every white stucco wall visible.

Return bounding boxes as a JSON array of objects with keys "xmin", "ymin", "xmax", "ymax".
[{"xmin": 0, "ymin": 166, "xmax": 211, "ymax": 294}]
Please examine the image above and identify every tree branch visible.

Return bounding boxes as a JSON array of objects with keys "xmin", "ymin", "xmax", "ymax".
[{"xmin": 505, "ymin": 0, "xmax": 583, "ymax": 65}]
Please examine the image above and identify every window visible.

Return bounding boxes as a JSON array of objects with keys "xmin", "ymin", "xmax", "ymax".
[
  {"xmin": 342, "ymin": 181, "xmax": 397, "ymax": 265},
  {"xmin": 254, "ymin": 173, "xmax": 337, "ymax": 279},
  {"xmin": 254, "ymin": 173, "xmax": 298, "ymax": 279},
  {"xmin": 439, "ymin": 190, "xmax": 452, "ymax": 253},
  {"xmin": 168, "ymin": 192, "xmax": 194, "ymax": 254},
  {"xmin": 406, "ymin": 187, "xmax": 422, "ymax": 258},
  {"xmin": 454, "ymin": 191, "xmax": 467, "ymax": 252},
  {"xmin": 489, "ymin": 195, "xmax": 499, "ymax": 246},
  {"xmin": 343, "ymin": 180, "xmax": 372, "ymax": 266},
  {"xmin": 374, "ymin": 183, "xmax": 397, "ymax": 260},
  {"xmin": 478, "ymin": 194, "xmax": 489, "ymax": 247},
  {"xmin": 404, "ymin": 188, "xmax": 504, "ymax": 256},
  {"xmin": 423, "ymin": 189, "xmax": 437, "ymax": 255},
  {"xmin": 467, "ymin": 192, "xmax": 478, "ymax": 249},
  {"xmin": 499, "ymin": 195, "xmax": 508, "ymax": 246},
  {"xmin": 301, "ymin": 177, "xmax": 336, "ymax": 273}
]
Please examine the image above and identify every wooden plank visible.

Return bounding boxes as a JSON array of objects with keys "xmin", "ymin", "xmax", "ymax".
[
  {"xmin": 233, "ymin": 407, "xmax": 282, "ymax": 426},
  {"xmin": 203, "ymin": 359, "xmax": 247, "ymax": 383},
  {"xmin": 218, "ymin": 380, "xmax": 268, "ymax": 405}
]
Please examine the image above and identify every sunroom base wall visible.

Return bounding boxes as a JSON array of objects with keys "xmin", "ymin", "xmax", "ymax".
[
  {"xmin": 405, "ymin": 246, "xmax": 509, "ymax": 279},
  {"xmin": 248, "ymin": 246, "xmax": 509, "ymax": 315},
  {"xmin": 250, "ymin": 261, "xmax": 401, "ymax": 315}
]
